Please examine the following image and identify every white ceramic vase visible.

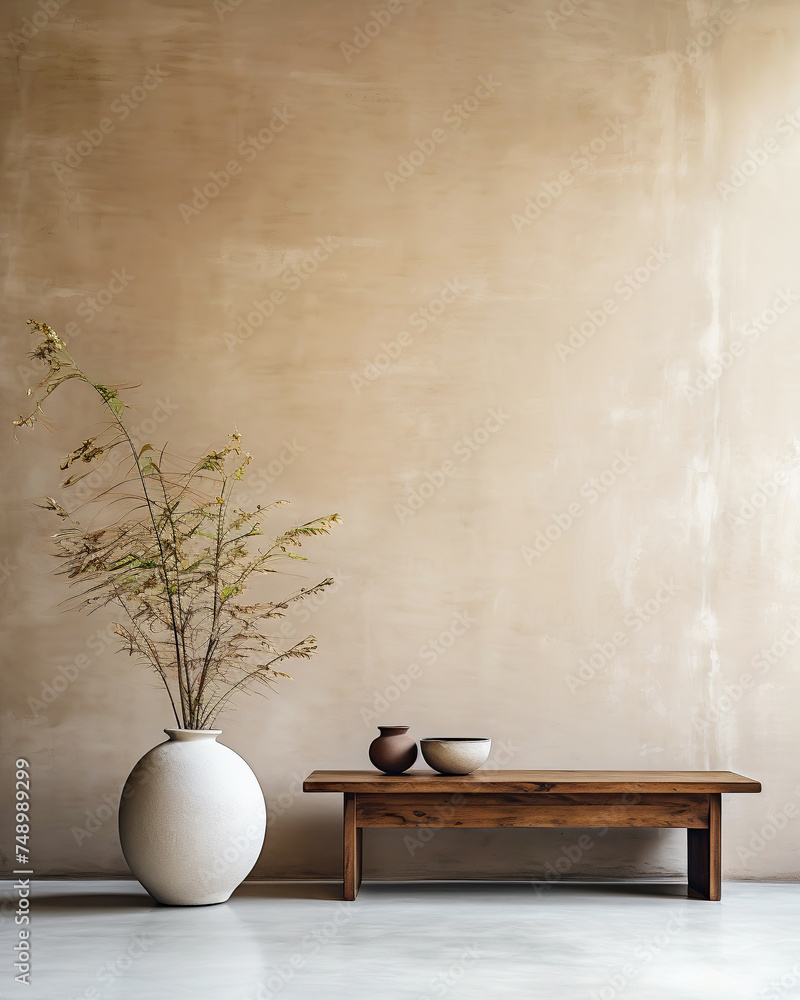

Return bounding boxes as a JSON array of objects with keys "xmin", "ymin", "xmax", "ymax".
[{"xmin": 118, "ymin": 729, "xmax": 266, "ymax": 906}]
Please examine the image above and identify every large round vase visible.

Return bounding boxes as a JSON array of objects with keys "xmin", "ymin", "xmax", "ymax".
[{"xmin": 118, "ymin": 729, "xmax": 266, "ymax": 906}]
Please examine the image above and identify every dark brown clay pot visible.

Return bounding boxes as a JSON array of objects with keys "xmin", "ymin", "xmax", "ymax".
[{"xmin": 368, "ymin": 726, "xmax": 418, "ymax": 774}]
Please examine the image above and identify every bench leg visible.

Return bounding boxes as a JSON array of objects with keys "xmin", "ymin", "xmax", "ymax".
[
  {"xmin": 343, "ymin": 792, "xmax": 362, "ymax": 901},
  {"xmin": 688, "ymin": 793, "xmax": 721, "ymax": 900}
]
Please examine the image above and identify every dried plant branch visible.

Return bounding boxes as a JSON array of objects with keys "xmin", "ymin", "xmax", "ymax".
[{"xmin": 16, "ymin": 319, "xmax": 340, "ymax": 729}]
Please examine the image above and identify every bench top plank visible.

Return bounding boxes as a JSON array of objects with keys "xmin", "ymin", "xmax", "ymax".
[{"xmin": 303, "ymin": 770, "xmax": 761, "ymax": 794}]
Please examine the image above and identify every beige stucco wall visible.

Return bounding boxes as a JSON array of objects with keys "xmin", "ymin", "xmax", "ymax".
[{"xmin": 2, "ymin": 0, "xmax": 799, "ymax": 881}]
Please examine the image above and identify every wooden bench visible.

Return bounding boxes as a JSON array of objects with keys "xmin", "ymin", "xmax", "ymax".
[{"xmin": 303, "ymin": 770, "xmax": 761, "ymax": 901}]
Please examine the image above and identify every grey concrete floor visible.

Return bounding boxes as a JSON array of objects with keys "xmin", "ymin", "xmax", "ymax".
[{"xmin": 2, "ymin": 879, "xmax": 799, "ymax": 999}]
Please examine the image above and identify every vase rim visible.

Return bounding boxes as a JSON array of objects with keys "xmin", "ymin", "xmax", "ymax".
[
  {"xmin": 378, "ymin": 725, "xmax": 410, "ymax": 731},
  {"xmin": 164, "ymin": 728, "xmax": 222, "ymax": 741}
]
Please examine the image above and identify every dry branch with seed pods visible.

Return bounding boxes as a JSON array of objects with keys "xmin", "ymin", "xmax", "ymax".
[{"xmin": 15, "ymin": 319, "xmax": 340, "ymax": 729}]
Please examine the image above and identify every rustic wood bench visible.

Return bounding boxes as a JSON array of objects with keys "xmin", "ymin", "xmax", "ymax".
[{"xmin": 303, "ymin": 770, "xmax": 761, "ymax": 901}]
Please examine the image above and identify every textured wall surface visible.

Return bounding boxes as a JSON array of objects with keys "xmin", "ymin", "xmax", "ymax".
[{"xmin": 2, "ymin": 0, "xmax": 800, "ymax": 881}]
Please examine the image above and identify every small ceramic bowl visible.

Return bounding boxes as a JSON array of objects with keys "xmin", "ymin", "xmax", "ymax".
[{"xmin": 420, "ymin": 738, "xmax": 492, "ymax": 775}]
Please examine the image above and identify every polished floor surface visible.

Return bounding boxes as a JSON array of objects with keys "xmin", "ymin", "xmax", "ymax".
[{"xmin": 2, "ymin": 879, "xmax": 799, "ymax": 999}]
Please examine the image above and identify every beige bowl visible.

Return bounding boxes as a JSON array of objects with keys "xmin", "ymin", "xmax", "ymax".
[{"xmin": 420, "ymin": 738, "xmax": 492, "ymax": 775}]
